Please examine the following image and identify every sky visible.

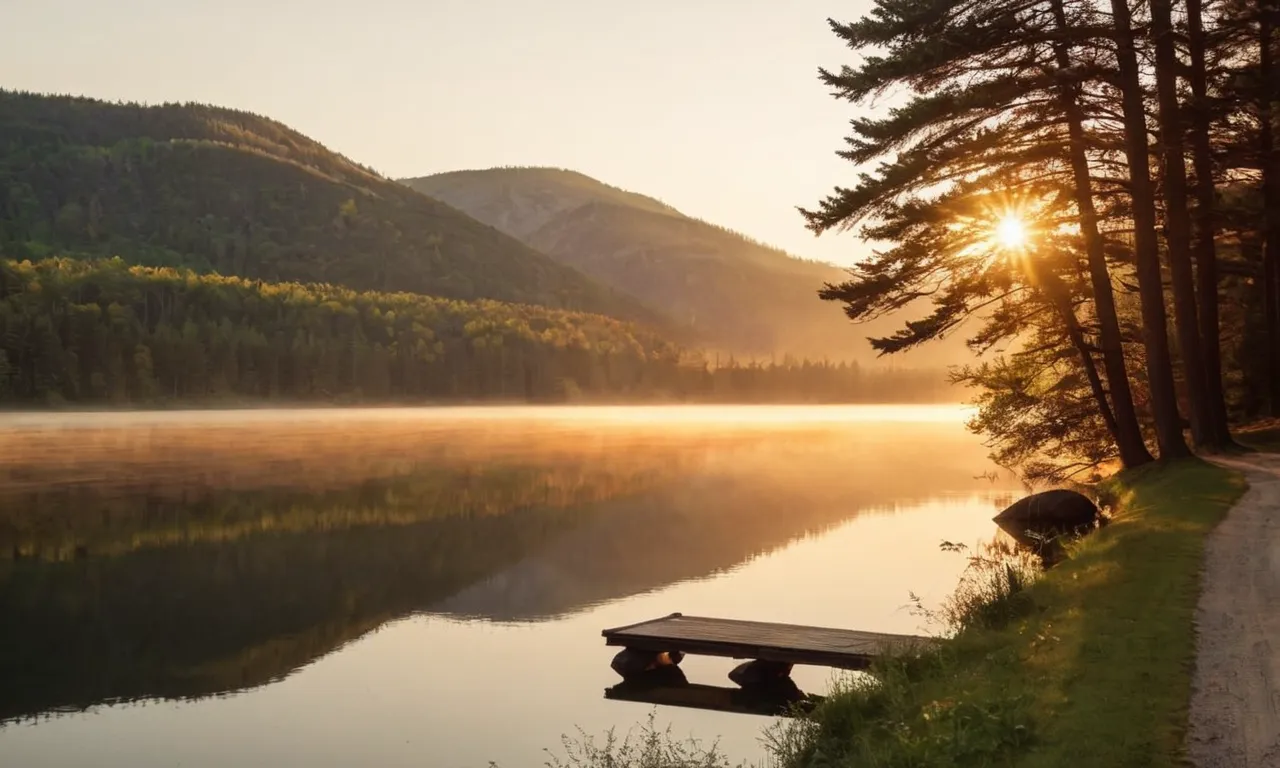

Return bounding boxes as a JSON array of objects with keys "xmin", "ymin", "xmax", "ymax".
[{"xmin": 4, "ymin": 0, "xmax": 879, "ymax": 266}]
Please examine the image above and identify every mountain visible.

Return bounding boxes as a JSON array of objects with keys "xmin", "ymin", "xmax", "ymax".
[
  {"xmin": 404, "ymin": 167, "xmax": 914, "ymax": 362},
  {"xmin": 0, "ymin": 92, "xmax": 657, "ymax": 323}
]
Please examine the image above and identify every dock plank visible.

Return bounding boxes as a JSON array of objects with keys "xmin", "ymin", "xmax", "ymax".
[{"xmin": 602, "ymin": 613, "xmax": 934, "ymax": 671}]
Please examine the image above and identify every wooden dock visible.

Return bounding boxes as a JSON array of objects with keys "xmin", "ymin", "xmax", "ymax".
[{"xmin": 602, "ymin": 613, "xmax": 934, "ymax": 679}]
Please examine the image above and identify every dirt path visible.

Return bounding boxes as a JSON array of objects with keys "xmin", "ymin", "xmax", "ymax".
[{"xmin": 1188, "ymin": 453, "xmax": 1280, "ymax": 767}]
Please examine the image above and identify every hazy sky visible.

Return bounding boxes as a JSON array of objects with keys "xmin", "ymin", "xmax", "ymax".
[{"xmin": 5, "ymin": 0, "xmax": 879, "ymax": 266}]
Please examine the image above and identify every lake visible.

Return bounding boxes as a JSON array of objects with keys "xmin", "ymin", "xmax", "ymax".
[{"xmin": 0, "ymin": 405, "xmax": 1025, "ymax": 767}]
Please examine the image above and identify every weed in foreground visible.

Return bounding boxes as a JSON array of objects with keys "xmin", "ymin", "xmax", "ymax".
[{"xmin": 542, "ymin": 710, "xmax": 752, "ymax": 768}]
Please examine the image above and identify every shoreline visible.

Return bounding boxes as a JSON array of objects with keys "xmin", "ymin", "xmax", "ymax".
[{"xmin": 773, "ymin": 459, "xmax": 1246, "ymax": 767}]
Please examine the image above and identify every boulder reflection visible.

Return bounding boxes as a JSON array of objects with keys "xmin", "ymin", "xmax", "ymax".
[{"xmin": 604, "ymin": 667, "xmax": 821, "ymax": 718}]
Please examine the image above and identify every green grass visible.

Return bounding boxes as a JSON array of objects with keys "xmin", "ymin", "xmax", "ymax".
[{"xmin": 772, "ymin": 458, "xmax": 1246, "ymax": 768}]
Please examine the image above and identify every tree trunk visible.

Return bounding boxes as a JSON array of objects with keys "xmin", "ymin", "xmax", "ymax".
[
  {"xmin": 1186, "ymin": 0, "xmax": 1236, "ymax": 446},
  {"xmin": 1151, "ymin": 0, "xmax": 1214, "ymax": 448},
  {"xmin": 1261, "ymin": 3, "xmax": 1280, "ymax": 415},
  {"xmin": 1036, "ymin": 263, "xmax": 1123, "ymax": 447},
  {"xmin": 1108, "ymin": 0, "xmax": 1192, "ymax": 459},
  {"xmin": 1049, "ymin": 0, "xmax": 1154, "ymax": 467}
]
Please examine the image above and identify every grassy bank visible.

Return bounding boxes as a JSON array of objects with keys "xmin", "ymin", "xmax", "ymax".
[{"xmin": 773, "ymin": 458, "xmax": 1246, "ymax": 768}]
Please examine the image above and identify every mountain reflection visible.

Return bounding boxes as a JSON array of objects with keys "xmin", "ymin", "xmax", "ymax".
[{"xmin": 0, "ymin": 407, "xmax": 1017, "ymax": 723}]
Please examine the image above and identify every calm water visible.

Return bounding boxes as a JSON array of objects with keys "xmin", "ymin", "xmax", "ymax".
[{"xmin": 0, "ymin": 405, "xmax": 1024, "ymax": 767}]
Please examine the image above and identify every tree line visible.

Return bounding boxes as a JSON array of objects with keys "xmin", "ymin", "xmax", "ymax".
[
  {"xmin": 809, "ymin": 0, "xmax": 1280, "ymax": 479},
  {"xmin": 0, "ymin": 258, "xmax": 948, "ymax": 407}
]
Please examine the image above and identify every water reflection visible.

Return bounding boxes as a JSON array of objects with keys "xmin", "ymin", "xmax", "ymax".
[
  {"xmin": 0, "ymin": 406, "xmax": 1025, "ymax": 766},
  {"xmin": 604, "ymin": 667, "xmax": 820, "ymax": 718}
]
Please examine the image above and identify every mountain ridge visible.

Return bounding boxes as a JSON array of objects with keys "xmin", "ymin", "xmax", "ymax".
[
  {"xmin": 0, "ymin": 91, "xmax": 661, "ymax": 325},
  {"xmin": 403, "ymin": 167, "xmax": 893, "ymax": 361},
  {"xmin": 415, "ymin": 166, "xmax": 682, "ymax": 237}
]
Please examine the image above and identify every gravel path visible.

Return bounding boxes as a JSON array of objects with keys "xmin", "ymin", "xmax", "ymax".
[{"xmin": 1188, "ymin": 454, "xmax": 1280, "ymax": 767}]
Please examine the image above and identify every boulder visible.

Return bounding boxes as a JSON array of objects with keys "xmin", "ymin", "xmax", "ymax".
[{"xmin": 993, "ymin": 489, "xmax": 1099, "ymax": 533}]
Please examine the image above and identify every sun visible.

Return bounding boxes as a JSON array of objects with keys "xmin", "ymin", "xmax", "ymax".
[{"xmin": 995, "ymin": 214, "xmax": 1028, "ymax": 250}]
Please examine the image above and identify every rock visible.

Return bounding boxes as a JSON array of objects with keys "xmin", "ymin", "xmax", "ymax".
[
  {"xmin": 993, "ymin": 489, "xmax": 1099, "ymax": 533},
  {"xmin": 610, "ymin": 648, "xmax": 684, "ymax": 679}
]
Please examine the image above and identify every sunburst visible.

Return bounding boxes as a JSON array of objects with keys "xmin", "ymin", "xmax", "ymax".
[{"xmin": 995, "ymin": 214, "xmax": 1028, "ymax": 250}]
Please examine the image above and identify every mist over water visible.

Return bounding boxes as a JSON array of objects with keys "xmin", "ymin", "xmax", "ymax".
[{"xmin": 0, "ymin": 405, "xmax": 1023, "ymax": 767}]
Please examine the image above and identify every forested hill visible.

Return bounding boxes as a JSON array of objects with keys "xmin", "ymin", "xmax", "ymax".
[
  {"xmin": 0, "ymin": 258, "xmax": 950, "ymax": 406},
  {"xmin": 0, "ymin": 92, "xmax": 657, "ymax": 323},
  {"xmin": 403, "ymin": 167, "xmax": 969, "ymax": 364}
]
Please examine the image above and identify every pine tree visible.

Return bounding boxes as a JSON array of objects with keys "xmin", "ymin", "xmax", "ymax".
[
  {"xmin": 1186, "ymin": 0, "xmax": 1236, "ymax": 446},
  {"xmin": 804, "ymin": 0, "xmax": 1170, "ymax": 467},
  {"xmin": 1151, "ymin": 0, "xmax": 1215, "ymax": 448}
]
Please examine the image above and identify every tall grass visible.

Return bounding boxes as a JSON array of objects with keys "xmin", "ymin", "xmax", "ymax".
[{"xmin": 917, "ymin": 538, "xmax": 1043, "ymax": 635}]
